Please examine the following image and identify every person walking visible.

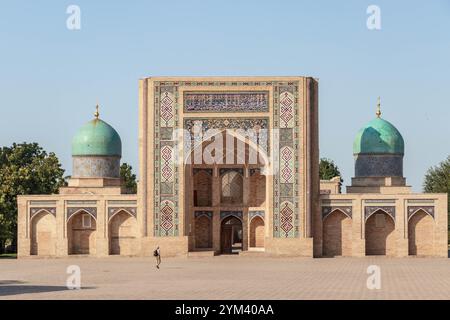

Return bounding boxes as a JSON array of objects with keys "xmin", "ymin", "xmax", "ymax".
[{"xmin": 153, "ymin": 246, "xmax": 161, "ymax": 269}]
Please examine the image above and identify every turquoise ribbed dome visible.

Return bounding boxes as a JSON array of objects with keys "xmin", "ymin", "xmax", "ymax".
[
  {"xmin": 353, "ymin": 117, "xmax": 404, "ymax": 155},
  {"xmin": 72, "ymin": 118, "xmax": 122, "ymax": 157}
]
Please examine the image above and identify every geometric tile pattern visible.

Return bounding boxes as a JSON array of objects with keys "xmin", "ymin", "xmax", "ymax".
[
  {"xmin": 364, "ymin": 206, "xmax": 396, "ymax": 222},
  {"xmin": 279, "ymin": 201, "xmax": 295, "ymax": 237},
  {"xmin": 107, "ymin": 207, "xmax": 137, "ymax": 220},
  {"xmin": 249, "ymin": 210, "xmax": 265, "ymax": 221},
  {"xmin": 154, "ymin": 85, "xmax": 179, "ymax": 237},
  {"xmin": 66, "ymin": 207, "xmax": 97, "ymax": 221},
  {"xmin": 30, "ymin": 207, "xmax": 56, "ymax": 220},
  {"xmin": 280, "ymin": 146, "xmax": 294, "ymax": 183},
  {"xmin": 407, "ymin": 206, "xmax": 435, "ymax": 220},
  {"xmin": 279, "ymin": 91, "xmax": 295, "ymax": 128},
  {"xmin": 195, "ymin": 211, "xmax": 213, "ymax": 219},
  {"xmin": 160, "ymin": 91, "xmax": 175, "ymax": 127},
  {"xmin": 321, "ymin": 206, "xmax": 352, "ymax": 220},
  {"xmin": 160, "ymin": 200, "xmax": 176, "ymax": 236},
  {"xmin": 220, "ymin": 211, "xmax": 243, "ymax": 221},
  {"xmin": 153, "ymin": 80, "xmax": 300, "ymax": 238},
  {"xmin": 160, "ymin": 145, "xmax": 174, "ymax": 183},
  {"xmin": 273, "ymin": 85, "xmax": 300, "ymax": 238}
]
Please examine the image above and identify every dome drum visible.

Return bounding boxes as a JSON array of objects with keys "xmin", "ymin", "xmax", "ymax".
[
  {"xmin": 73, "ymin": 156, "xmax": 120, "ymax": 179},
  {"xmin": 354, "ymin": 154, "xmax": 403, "ymax": 177}
]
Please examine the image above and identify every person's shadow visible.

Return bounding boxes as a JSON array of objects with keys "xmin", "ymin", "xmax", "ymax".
[{"xmin": 0, "ymin": 280, "xmax": 94, "ymax": 297}]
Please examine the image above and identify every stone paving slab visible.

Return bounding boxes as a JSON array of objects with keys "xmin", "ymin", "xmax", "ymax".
[{"xmin": 0, "ymin": 256, "xmax": 449, "ymax": 300}]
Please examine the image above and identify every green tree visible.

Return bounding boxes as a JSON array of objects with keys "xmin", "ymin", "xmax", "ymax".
[
  {"xmin": 319, "ymin": 158, "xmax": 343, "ymax": 181},
  {"xmin": 423, "ymin": 155, "xmax": 450, "ymax": 243},
  {"xmin": 0, "ymin": 143, "xmax": 66, "ymax": 253},
  {"xmin": 120, "ymin": 163, "xmax": 138, "ymax": 194}
]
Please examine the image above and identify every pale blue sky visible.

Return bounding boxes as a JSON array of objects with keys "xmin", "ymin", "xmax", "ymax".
[{"xmin": 0, "ymin": 0, "xmax": 449, "ymax": 191}]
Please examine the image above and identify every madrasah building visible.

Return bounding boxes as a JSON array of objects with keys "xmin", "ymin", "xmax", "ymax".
[{"xmin": 17, "ymin": 76, "xmax": 448, "ymax": 258}]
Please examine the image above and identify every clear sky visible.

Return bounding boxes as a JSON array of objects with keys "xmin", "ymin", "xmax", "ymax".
[{"xmin": 0, "ymin": 0, "xmax": 449, "ymax": 191}]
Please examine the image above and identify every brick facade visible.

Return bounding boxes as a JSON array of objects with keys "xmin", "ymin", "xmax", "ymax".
[{"xmin": 17, "ymin": 76, "xmax": 448, "ymax": 258}]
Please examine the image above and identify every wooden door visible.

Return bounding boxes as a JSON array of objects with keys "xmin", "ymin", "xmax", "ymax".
[{"xmin": 221, "ymin": 226, "xmax": 232, "ymax": 254}]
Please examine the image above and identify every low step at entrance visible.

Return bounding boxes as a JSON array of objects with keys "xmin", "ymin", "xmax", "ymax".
[
  {"xmin": 239, "ymin": 250, "xmax": 267, "ymax": 257},
  {"xmin": 188, "ymin": 250, "xmax": 217, "ymax": 257}
]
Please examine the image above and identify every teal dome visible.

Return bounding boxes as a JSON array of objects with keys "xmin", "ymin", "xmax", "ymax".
[
  {"xmin": 72, "ymin": 118, "xmax": 122, "ymax": 157},
  {"xmin": 353, "ymin": 117, "xmax": 404, "ymax": 155}
]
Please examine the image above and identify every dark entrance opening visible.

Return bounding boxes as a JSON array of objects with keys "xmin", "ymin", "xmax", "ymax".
[{"xmin": 221, "ymin": 216, "xmax": 243, "ymax": 254}]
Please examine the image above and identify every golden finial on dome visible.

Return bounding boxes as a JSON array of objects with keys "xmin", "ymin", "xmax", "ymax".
[
  {"xmin": 376, "ymin": 97, "xmax": 381, "ymax": 118},
  {"xmin": 94, "ymin": 104, "xmax": 100, "ymax": 119}
]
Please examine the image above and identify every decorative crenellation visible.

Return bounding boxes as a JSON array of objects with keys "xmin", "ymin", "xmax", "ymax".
[
  {"xmin": 30, "ymin": 207, "xmax": 56, "ymax": 220},
  {"xmin": 407, "ymin": 206, "xmax": 435, "ymax": 220},
  {"xmin": 321, "ymin": 206, "xmax": 352, "ymax": 220},
  {"xmin": 220, "ymin": 211, "xmax": 243, "ymax": 221},
  {"xmin": 364, "ymin": 206, "xmax": 395, "ymax": 222},
  {"xmin": 184, "ymin": 91, "xmax": 269, "ymax": 112},
  {"xmin": 108, "ymin": 207, "xmax": 137, "ymax": 220},
  {"xmin": 195, "ymin": 211, "xmax": 213, "ymax": 219},
  {"xmin": 67, "ymin": 207, "xmax": 97, "ymax": 221}
]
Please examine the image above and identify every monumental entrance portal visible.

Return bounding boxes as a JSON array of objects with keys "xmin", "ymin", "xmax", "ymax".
[{"xmin": 138, "ymin": 77, "xmax": 320, "ymax": 257}]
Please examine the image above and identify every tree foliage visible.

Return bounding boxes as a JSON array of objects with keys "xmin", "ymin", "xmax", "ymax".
[
  {"xmin": 423, "ymin": 155, "xmax": 450, "ymax": 242},
  {"xmin": 0, "ymin": 143, "xmax": 66, "ymax": 253},
  {"xmin": 423, "ymin": 156, "xmax": 450, "ymax": 195},
  {"xmin": 120, "ymin": 163, "xmax": 138, "ymax": 194},
  {"xmin": 319, "ymin": 158, "xmax": 343, "ymax": 182}
]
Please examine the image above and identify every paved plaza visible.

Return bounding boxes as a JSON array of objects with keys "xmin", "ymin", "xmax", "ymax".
[{"xmin": 1, "ymin": 254, "xmax": 450, "ymax": 300}]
